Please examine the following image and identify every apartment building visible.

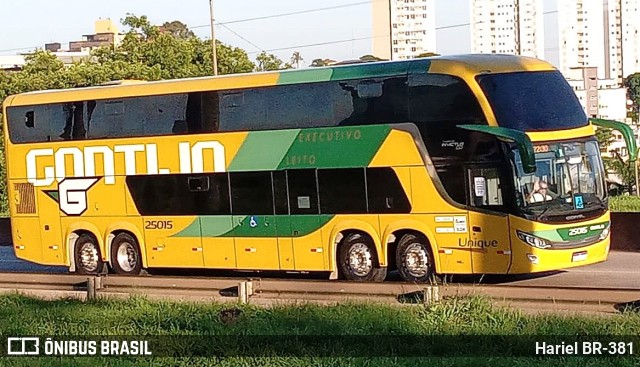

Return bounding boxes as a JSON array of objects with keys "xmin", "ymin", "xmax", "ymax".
[
  {"xmin": 372, "ymin": 0, "xmax": 437, "ymax": 60},
  {"xmin": 470, "ymin": 0, "xmax": 544, "ymax": 58},
  {"xmin": 558, "ymin": 0, "xmax": 640, "ymax": 82}
]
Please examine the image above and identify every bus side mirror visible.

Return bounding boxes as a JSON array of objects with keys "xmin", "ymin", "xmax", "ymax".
[{"xmin": 457, "ymin": 124, "xmax": 536, "ymax": 174}]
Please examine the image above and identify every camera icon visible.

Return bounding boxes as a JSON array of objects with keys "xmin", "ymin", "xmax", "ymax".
[{"xmin": 7, "ymin": 337, "xmax": 40, "ymax": 355}]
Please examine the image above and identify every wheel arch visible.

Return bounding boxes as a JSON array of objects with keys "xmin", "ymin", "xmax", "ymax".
[
  {"xmin": 64, "ymin": 222, "xmax": 103, "ymax": 272},
  {"xmin": 381, "ymin": 220, "xmax": 441, "ymax": 274},
  {"xmin": 327, "ymin": 220, "xmax": 383, "ymax": 280},
  {"xmin": 104, "ymin": 222, "xmax": 147, "ymax": 269}
]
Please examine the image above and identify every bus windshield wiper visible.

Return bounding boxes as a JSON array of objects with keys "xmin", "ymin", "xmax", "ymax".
[{"xmin": 536, "ymin": 205, "xmax": 554, "ymax": 220}]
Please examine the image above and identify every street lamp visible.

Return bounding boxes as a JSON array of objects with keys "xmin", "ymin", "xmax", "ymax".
[{"xmin": 209, "ymin": 0, "xmax": 218, "ymax": 75}]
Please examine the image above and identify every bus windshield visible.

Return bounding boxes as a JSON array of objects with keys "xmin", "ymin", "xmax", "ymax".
[
  {"xmin": 511, "ymin": 140, "xmax": 606, "ymax": 220},
  {"xmin": 477, "ymin": 71, "xmax": 588, "ymax": 131}
]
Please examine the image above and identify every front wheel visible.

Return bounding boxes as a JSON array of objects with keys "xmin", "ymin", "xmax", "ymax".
[
  {"xmin": 396, "ymin": 234, "xmax": 435, "ymax": 283},
  {"xmin": 74, "ymin": 234, "xmax": 103, "ymax": 274},
  {"xmin": 110, "ymin": 233, "xmax": 143, "ymax": 275},
  {"xmin": 338, "ymin": 233, "xmax": 387, "ymax": 282}
]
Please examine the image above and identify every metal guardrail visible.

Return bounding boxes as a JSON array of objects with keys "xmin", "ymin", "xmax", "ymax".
[{"xmin": 1, "ymin": 273, "xmax": 639, "ymax": 314}]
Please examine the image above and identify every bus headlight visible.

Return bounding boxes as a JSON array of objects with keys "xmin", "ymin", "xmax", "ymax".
[
  {"xmin": 599, "ymin": 226, "xmax": 610, "ymax": 240},
  {"xmin": 516, "ymin": 230, "xmax": 551, "ymax": 249}
]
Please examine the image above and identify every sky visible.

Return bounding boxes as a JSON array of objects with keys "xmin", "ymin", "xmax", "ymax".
[{"xmin": 0, "ymin": 0, "xmax": 559, "ymax": 67}]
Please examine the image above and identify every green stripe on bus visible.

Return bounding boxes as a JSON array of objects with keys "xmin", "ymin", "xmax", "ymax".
[
  {"xmin": 172, "ymin": 215, "xmax": 333, "ymax": 238},
  {"xmin": 330, "ymin": 62, "xmax": 415, "ymax": 80},
  {"xmin": 228, "ymin": 130, "xmax": 300, "ymax": 171},
  {"xmin": 221, "ymin": 215, "xmax": 333, "ymax": 237},
  {"xmin": 172, "ymin": 216, "xmax": 242, "ymax": 238},
  {"xmin": 277, "ymin": 125, "xmax": 391, "ymax": 169},
  {"xmin": 277, "ymin": 68, "xmax": 334, "ymax": 84},
  {"xmin": 200, "ymin": 216, "xmax": 243, "ymax": 237}
]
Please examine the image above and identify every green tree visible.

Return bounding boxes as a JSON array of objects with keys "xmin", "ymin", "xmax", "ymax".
[
  {"xmin": 310, "ymin": 58, "xmax": 335, "ymax": 67},
  {"xmin": 359, "ymin": 54, "xmax": 386, "ymax": 62},
  {"xmin": 93, "ymin": 14, "xmax": 254, "ymax": 79},
  {"xmin": 604, "ymin": 155, "xmax": 637, "ymax": 194},
  {"xmin": 161, "ymin": 20, "xmax": 196, "ymax": 39},
  {"xmin": 0, "ymin": 14, "xmax": 258, "ymax": 215},
  {"xmin": 256, "ymin": 51, "xmax": 292, "ymax": 71},
  {"xmin": 595, "ymin": 127, "xmax": 614, "ymax": 153},
  {"xmin": 626, "ymin": 73, "xmax": 640, "ymax": 124},
  {"xmin": 290, "ymin": 51, "xmax": 304, "ymax": 69},
  {"xmin": 416, "ymin": 52, "xmax": 440, "ymax": 58}
]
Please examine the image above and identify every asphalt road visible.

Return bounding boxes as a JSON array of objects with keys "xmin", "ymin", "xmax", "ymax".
[{"xmin": 0, "ymin": 246, "xmax": 638, "ymax": 289}]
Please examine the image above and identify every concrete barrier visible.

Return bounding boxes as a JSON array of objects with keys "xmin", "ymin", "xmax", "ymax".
[
  {"xmin": 0, "ymin": 214, "xmax": 637, "ymax": 251},
  {"xmin": 0, "ymin": 218, "xmax": 10, "ymax": 246},
  {"xmin": 610, "ymin": 212, "xmax": 640, "ymax": 252}
]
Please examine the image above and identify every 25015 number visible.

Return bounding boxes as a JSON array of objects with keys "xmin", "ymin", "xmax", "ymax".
[{"xmin": 145, "ymin": 220, "xmax": 174, "ymax": 230}]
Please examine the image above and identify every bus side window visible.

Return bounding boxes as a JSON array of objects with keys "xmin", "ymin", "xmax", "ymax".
[
  {"xmin": 408, "ymin": 74, "xmax": 485, "ymax": 124},
  {"xmin": 273, "ymin": 171, "xmax": 289, "ymax": 215},
  {"xmin": 287, "ymin": 169, "xmax": 319, "ymax": 215},
  {"xmin": 317, "ymin": 168, "xmax": 367, "ymax": 214},
  {"xmin": 59, "ymin": 101, "xmax": 88, "ymax": 140},
  {"xmin": 366, "ymin": 167, "xmax": 411, "ymax": 213},
  {"xmin": 230, "ymin": 172, "xmax": 274, "ymax": 215},
  {"xmin": 436, "ymin": 165, "xmax": 466, "ymax": 205},
  {"xmin": 183, "ymin": 92, "xmax": 220, "ymax": 134},
  {"xmin": 468, "ymin": 167, "xmax": 503, "ymax": 207}
]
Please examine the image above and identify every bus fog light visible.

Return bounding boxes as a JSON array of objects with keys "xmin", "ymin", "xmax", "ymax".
[{"xmin": 526, "ymin": 253, "xmax": 539, "ymax": 264}]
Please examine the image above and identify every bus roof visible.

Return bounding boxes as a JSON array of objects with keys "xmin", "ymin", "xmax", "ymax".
[{"xmin": 4, "ymin": 54, "xmax": 556, "ymax": 107}]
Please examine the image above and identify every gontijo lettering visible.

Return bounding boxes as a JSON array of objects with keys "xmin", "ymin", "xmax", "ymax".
[{"xmin": 26, "ymin": 141, "xmax": 226, "ymax": 187}]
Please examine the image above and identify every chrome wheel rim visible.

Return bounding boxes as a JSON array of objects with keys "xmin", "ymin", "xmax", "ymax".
[
  {"xmin": 348, "ymin": 242, "xmax": 373, "ymax": 277},
  {"xmin": 116, "ymin": 242, "xmax": 138, "ymax": 272},
  {"xmin": 79, "ymin": 242, "xmax": 99, "ymax": 272},
  {"xmin": 404, "ymin": 243, "xmax": 429, "ymax": 278}
]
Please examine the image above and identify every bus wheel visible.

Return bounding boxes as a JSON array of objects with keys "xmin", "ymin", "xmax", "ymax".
[
  {"xmin": 74, "ymin": 233, "xmax": 103, "ymax": 275},
  {"xmin": 110, "ymin": 233, "xmax": 142, "ymax": 276},
  {"xmin": 338, "ymin": 233, "xmax": 387, "ymax": 282},
  {"xmin": 396, "ymin": 234, "xmax": 434, "ymax": 283}
]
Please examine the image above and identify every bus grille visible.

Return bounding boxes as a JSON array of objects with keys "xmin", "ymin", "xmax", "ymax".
[{"xmin": 15, "ymin": 183, "xmax": 36, "ymax": 214}]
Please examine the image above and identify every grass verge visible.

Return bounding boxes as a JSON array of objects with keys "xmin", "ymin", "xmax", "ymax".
[
  {"xmin": 0, "ymin": 294, "xmax": 639, "ymax": 366},
  {"xmin": 610, "ymin": 195, "xmax": 640, "ymax": 212}
]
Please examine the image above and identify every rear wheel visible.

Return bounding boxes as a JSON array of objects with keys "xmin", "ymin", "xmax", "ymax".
[
  {"xmin": 74, "ymin": 234, "xmax": 103, "ymax": 274},
  {"xmin": 396, "ymin": 234, "xmax": 435, "ymax": 283},
  {"xmin": 110, "ymin": 233, "xmax": 142, "ymax": 275},
  {"xmin": 338, "ymin": 233, "xmax": 387, "ymax": 282}
]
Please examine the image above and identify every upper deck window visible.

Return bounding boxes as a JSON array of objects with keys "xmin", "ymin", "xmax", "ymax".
[
  {"xmin": 5, "ymin": 92, "xmax": 219, "ymax": 144},
  {"xmin": 476, "ymin": 71, "xmax": 588, "ymax": 132},
  {"xmin": 6, "ymin": 72, "xmax": 485, "ymax": 144}
]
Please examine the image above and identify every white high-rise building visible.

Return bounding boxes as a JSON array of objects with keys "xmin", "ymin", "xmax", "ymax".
[
  {"xmin": 470, "ymin": 0, "xmax": 545, "ymax": 58},
  {"xmin": 558, "ymin": 0, "xmax": 640, "ymax": 82},
  {"xmin": 372, "ymin": 0, "xmax": 437, "ymax": 60},
  {"xmin": 621, "ymin": 0, "xmax": 640, "ymax": 78}
]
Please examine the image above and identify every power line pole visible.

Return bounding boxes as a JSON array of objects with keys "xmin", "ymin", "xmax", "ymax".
[{"xmin": 209, "ymin": 0, "xmax": 218, "ymax": 75}]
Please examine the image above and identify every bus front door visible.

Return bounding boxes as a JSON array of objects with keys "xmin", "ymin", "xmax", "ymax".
[{"xmin": 466, "ymin": 166, "xmax": 512, "ymax": 274}]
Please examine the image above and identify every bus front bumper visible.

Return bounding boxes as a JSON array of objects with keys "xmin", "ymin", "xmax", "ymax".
[{"xmin": 508, "ymin": 236, "xmax": 610, "ymax": 274}]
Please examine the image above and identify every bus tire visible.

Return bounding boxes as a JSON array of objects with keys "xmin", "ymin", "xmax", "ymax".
[
  {"xmin": 396, "ymin": 233, "xmax": 434, "ymax": 283},
  {"xmin": 74, "ymin": 233, "xmax": 104, "ymax": 275},
  {"xmin": 338, "ymin": 233, "xmax": 387, "ymax": 282},
  {"xmin": 110, "ymin": 233, "xmax": 143, "ymax": 276}
]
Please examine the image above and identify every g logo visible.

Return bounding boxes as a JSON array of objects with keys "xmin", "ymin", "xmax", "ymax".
[{"xmin": 58, "ymin": 178, "xmax": 99, "ymax": 216}]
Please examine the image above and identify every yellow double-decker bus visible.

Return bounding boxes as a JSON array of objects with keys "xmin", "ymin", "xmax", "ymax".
[{"xmin": 2, "ymin": 54, "xmax": 635, "ymax": 282}]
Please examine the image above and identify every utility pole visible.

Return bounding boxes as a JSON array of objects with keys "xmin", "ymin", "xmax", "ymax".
[{"xmin": 209, "ymin": 0, "xmax": 218, "ymax": 75}]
